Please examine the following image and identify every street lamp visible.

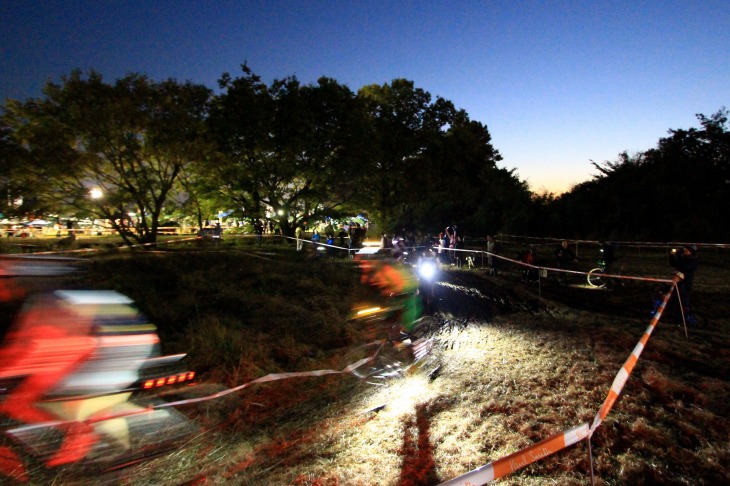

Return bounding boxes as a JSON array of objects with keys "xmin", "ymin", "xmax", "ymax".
[{"xmin": 88, "ymin": 188, "xmax": 104, "ymax": 235}]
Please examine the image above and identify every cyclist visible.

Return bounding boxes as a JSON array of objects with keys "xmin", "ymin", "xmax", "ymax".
[
  {"xmin": 0, "ymin": 293, "xmax": 99, "ymax": 466},
  {"xmin": 599, "ymin": 241, "xmax": 617, "ymax": 273},
  {"xmin": 0, "ymin": 290, "xmax": 161, "ymax": 467}
]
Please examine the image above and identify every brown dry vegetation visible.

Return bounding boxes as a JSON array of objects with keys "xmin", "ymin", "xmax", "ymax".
[
  {"xmin": 123, "ymin": 244, "xmax": 729, "ymax": 486},
  {"xmin": 3, "ymin": 240, "xmax": 729, "ymax": 485}
]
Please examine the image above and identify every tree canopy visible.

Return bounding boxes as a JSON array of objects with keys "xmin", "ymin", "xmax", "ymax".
[
  {"xmin": 1, "ymin": 71, "xmax": 213, "ymax": 244},
  {"xmin": 206, "ymin": 66, "xmax": 370, "ymax": 236},
  {"xmin": 539, "ymin": 109, "xmax": 729, "ymax": 242},
  {"xmin": 1, "ymin": 66, "xmax": 725, "ymax": 245}
]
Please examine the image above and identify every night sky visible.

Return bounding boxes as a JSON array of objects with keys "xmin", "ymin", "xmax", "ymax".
[{"xmin": 2, "ymin": 0, "xmax": 728, "ymax": 193}]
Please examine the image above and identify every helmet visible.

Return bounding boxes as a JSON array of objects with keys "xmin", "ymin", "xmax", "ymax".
[{"xmin": 684, "ymin": 244, "xmax": 698, "ymax": 254}]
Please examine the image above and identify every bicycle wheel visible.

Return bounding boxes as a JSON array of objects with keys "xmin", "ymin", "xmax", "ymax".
[
  {"xmin": 587, "ymin": 268, "xmax": 605, "ymax": 288},
  {"xmin": 0, "ymin": 431, "xmax": 51, "ymax": 484}
]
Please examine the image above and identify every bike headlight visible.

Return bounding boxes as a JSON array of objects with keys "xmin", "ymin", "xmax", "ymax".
[{"xmin": 418, "ymin": 261, "xmax": 436, "ymax": 280}]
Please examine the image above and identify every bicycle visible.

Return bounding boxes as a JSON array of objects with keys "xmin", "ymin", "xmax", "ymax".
[{"xmin": 587, "ymin": 259, "xmax": 622, "ymax": 288}]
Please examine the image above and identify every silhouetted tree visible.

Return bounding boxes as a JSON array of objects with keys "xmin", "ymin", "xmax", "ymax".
[
  {"xmin": 2, "ymin": 71, "xmax": 212, "ymax": 244},
  {"xmin": 207, "ymin": 65, "xmax": 368, "ymax": 236},
  {"xmin": 547, "ymin": 109, "xmax": 729, "ymax": 242},
  {"xmin": 356, "ymin": 80, "xmax": 526, "ymax": 236}
]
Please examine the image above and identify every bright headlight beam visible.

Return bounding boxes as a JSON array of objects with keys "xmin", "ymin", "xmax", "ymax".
[
  {"xmin": 418, "ymin": 262, "xmax": 436, "ymax": 280},
  {"xmin": 357, "ymin": 306, "xmax": 382, "ymax": 316}
]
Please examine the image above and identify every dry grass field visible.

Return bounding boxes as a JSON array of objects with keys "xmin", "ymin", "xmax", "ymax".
[
  {"xmin": 2, "ymin": 240, "xmax": 728, "ymax": 485},
  {"xmin": 123, "ymin": 244, "xmax": 729, "ymax": 485}
]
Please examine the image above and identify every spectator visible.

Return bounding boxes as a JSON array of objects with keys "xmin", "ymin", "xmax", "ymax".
[
  {"xmin": 520, "ymin": 247, "xmax": 539, "ymax": 283},
  {"xmin": 326, "ymin": 234, "xmax": 336, "ymax": 257},
  {"xmin": 380, "ymin": 234, "xmax": 393, "ymax": 258},
  {"xmin": 454, "ymin": 236, "xmax": 465, "ymax": 266},
  {"xmin": 487, "ymin": 235, "xmax": 500, "ymax": 276},
  {"xmin": 445, "ymin": 225, "xmax": 457, "ymax": 262},
  {"xmin": 295, "ymin": 225, "xmax": 304, "ymax": 251},
  {"xmin": 324, "ymin": 221, "xmax": 335, "ymax": 239},
  {"xmin": 337, "ymin": 227, "xmax": 348, "ymax": 255},
  {"xmin": 669, "ymin": 244, "xmax": 699, "ymax": 323},
  {"xmin": 404, "ymin": 228, "xmax": 416, "ymax": 248},
  {"xmin": 254, "ymin": 219, "xmax": 264, "ymax": 245},
  {"xmin": 380, "ymin": 234, "xmax": 389, "ymax": 249},
  {"xmin": 554, "ymin": 240, "xmax": 578, "ymax": 285},
  {"xmin": 348, "ymin": 223, "xmax": 363, "ymax": 255},
  {"xmin": 439, "ymin": 231, "xmax": 450, "ymax": 264}
]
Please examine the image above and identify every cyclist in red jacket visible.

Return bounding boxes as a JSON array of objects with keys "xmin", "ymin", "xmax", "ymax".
[{"xmin": 0, "ymin": 293, "xmax": 99, "ymax": 466}]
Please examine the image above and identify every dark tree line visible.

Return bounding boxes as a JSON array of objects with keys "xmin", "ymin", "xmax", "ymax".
[
  {"xmin": 533, "ymin": 109, "xmax": 729, "ymax": 243},
  {"xmin": 1, "ymin": 66, "xmax": 727, "ymax": 244},
  {"xmin": 1, "ymin": 71, "xmax": 213, "ymax": 245},
  {"xmin": 0, "ymin": 67, "xmax": 528, "ymax": 242}
]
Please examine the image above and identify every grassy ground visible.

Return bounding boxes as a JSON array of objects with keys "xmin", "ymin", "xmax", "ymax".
[{"xmin": 1, "ymin": 236, "xmax": 728, "ymax": 485}]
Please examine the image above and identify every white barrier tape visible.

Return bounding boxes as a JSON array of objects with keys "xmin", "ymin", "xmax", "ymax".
[
  {"xmin": 108, "ymin": 340, "xmax": 385, "ymax": 419},
  {"xmin": 155, "ymin": 351, "xmax": 382, "ymax": 410},
  {"xmin": 471, "ymin": 251, "xmax": 675, "ymax": 285},
  {"xmin": 589, "ymin": 273, "xmax": 681, "ymax": 435},
  {"xmin": 498, "ymin": 235, "xmax": 730, "ymax": 250},
  {"xmin": 282, "ymin": 235, "xmax": 349, "ymax": 251},
  {"xmin": 438, "ymin": 423, "xmax": 589, "ymax": 485},
  {"xmin": 21, "ymin": 235, "xmax": 677, "ymax": 287},
  {"xmin": 5, "ymin": 341, "xmax": 385, "ymax": 431},
  {"xmin": 25, "ymin": 236, "xmax": 200, "ymax": 257}
]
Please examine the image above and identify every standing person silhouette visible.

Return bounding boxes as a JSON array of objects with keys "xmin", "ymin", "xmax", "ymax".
[
  {"xmin": 295, "ymin": 225, "xmax": 304, "ymax": 251},
  {"xmin": 554, "ymin": 240, "xmax": 577, "ymax": 286},
  {"xmin": 445, "ymin": 225, "xmax": 458, "ymax": 263},
  {"xmin": 669, "ymin": 244, "xmax": 699, "ymax": 323},
  {"xmin": 486, "ymin": 235, "xmax": 500, "ymax": 275}
]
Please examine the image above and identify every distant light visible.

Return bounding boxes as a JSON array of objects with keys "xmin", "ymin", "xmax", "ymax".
[
  {"xmin": 90, "ymin": 188, "xmax": 103, "ymax": 199},
  {"xmin": 277, "ymin": 209, "xmax": 284, "ymax": 216}
]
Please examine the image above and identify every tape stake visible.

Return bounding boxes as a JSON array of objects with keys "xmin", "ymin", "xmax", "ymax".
[
  {"xmin": 439, "ymin": 423, "xmax": 589, "ymax": 486},
  {"xmin": 590, "ymin": 274, "xmax": 681, "ymax": 434}
]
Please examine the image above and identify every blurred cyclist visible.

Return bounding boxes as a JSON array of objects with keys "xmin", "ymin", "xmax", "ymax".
[{"xmin": 0, "ymin": 293, "xmax": 98, "ymax": 466}]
